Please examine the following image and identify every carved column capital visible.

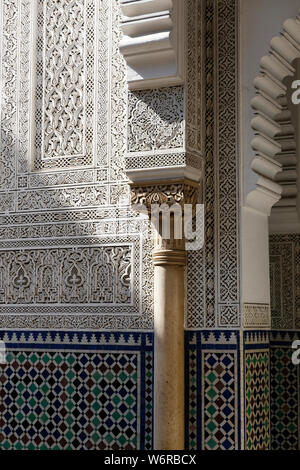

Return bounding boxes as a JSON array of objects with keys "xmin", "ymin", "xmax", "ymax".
[
  {"xmin": 131, "ymin": 179, "xmax": 199, "ymax": 266},
  {"xmin": 130, "ymin": 178, "xmax": 199, "ymax": 211}
]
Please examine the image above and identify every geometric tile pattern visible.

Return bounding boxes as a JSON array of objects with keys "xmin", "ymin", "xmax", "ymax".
[
  {"xmin": 270, "ymin": 347, "xmax": 298, "ymax": 450},
  {"xmin": 0, "ymin": 351, "xmax": 138, "ymax": 450},
  {"xmin": 186, "ymin": 330, "xmax": 240, "ymax": 450},
  {"xmin": 144, "ymin": 351, "xmax": 154, "ymax": 450},
  {"xmin": 244, "ymin": 350, "xmax": 270, "ymax": 450},
  {"xmin": 270, "ymin": 331, "xmax": 300, "ymax": 450},
  {"xmin": 187, "ymin": 330, "xmax": 299, "ymax": 451},
  {"xmin": 187, "ymin": 344, "xmax": 197, "ymax": 450},
  {"xmin": 203, "ymin": 352, "xmax": 236, "ymax": 450},
  {"xmin": 0, "ymin": 331, "xmax": 154, "ymax": 450}
]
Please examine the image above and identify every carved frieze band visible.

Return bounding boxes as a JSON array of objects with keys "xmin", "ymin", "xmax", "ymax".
[
  {"xmin": 130, "ymin": 180, "xmax": 199, "ymax": 209},
  {"xmin": 243, "ymin": 304, "xmax": 271, "ymax": 329}
]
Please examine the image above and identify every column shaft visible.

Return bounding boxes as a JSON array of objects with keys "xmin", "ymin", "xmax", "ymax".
[{"xmin": 153, "ymin": 251, "xmax": 186, "ymax": 450}]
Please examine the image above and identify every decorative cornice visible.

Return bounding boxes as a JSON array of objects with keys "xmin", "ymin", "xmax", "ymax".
[
  {"xmin": 119, "ymin": 0, "xmax": 185, "ymax": 89},
  {"xmin": 249, "ymin": 12, "xmax": 300, "ymax": 221}
]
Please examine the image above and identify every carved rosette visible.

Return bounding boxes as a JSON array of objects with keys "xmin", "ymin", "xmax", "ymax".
[{"xmin": 130, "ymin": 179, "xmax": 199, "ymax": 266}]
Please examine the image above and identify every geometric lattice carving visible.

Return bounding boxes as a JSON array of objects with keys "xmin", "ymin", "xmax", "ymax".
[
  {"xmin": 186, "ymin": 0, "xmax": 240, "ymax": 329},
  {"xmin": 269, "ymin": 234, "xmax": 300, "ymax": 330}
]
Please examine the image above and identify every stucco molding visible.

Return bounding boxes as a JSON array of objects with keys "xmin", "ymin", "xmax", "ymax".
[
  {"xmin": 119, "ymin": 0, "xmax": 185, "ymax": 89},
  {"xmin": 249, "ymin": 12, "xmax": 300, "ymax": 219}
]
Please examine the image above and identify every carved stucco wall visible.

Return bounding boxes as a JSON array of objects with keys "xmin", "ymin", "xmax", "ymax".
[
  {"xmin": 186, "ymin": 0, "xmax": 241, "ymax": 329},
  {"xmin": 270, "ymin": 234, "xmax": 300, "ymax": 330},
  {"xmin": 0, "ymin": 0, "xmax": 156, "ymax": 450},
  {"xmin": 0, "ymin": 0, "xmax": 154, "ymax": 330},
  {"xmin": 1, "ymin": 0, "xmax": 296, "ymax": 452},
  {"xmin": 0, "ymin": 0, "xmax": 242, "ymax": 330}
]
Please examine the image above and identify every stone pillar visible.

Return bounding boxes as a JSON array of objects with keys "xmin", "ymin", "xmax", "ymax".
[
  {"xmin": 131, "ymin": 180, "xmax": 199, "ymax": 450},
  {"xmin": 153, "ymin": 214, "xmax": 186, "ymax": 450}
]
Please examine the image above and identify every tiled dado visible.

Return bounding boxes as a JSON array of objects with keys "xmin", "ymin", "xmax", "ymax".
[
  {"xmin": 185, "ymin": 330, "xmax": 241, "ymax": 450},
  {"xmin": 0, "ymin": 329, "xmax": 299, "ymax": 451},
  {"xmin": 270, "ymin": 331, "xmax": 300, "ymax": 451},
  {"xmin": 244, "ymin": 331, "xmax": 270, "ymax": 451},
  {"xmin": 0, "ymin": 331, "xmax": 154, "ymax": 450},
  {"xmin": 186, "ymin": 330, "xmax": 275, "ymax": 451}
]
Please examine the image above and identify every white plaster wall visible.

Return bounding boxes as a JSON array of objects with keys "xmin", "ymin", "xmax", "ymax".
[{"xmin": 240, "ymin": 0, "xmax": 300, "ymax": 202}]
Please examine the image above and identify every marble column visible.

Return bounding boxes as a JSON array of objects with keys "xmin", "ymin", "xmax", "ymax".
[{"xmin": 130, "ymin": 180, "xmax": 199, "ymax": 450}]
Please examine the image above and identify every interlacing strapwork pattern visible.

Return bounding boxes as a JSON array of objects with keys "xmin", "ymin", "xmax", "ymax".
[
  {"xmin": 34, "ymin": 0, "xmax": 95, "ymax": 169},
  {"xmin": 43, "ymin": 0, "xmax": 86, "ymax": 159},
  {"xmin": 128, "ymin": 87, "xmax": 184, "ymax": 153}
]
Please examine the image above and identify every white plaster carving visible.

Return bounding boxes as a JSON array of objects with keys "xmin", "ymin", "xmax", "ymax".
[
  {"xmin": 187, "ymin": 0, "xmax": 241, "ymax": 329},
  {"xmin": 249, "ymin": 11, "xmax": 300, "ymax": 226},
  {"xmin": 42, "ymin": 0, "xmax": 86, "ymax": 159},
  {"xmin": 0, "ymin": 0, "xmax": 154, "ymax": 330},
  {"xmin": 0, "ymin": 245, "xmax": 132, "ymax": 305},
  {"xmin": 119, "ymin": 0, "xmax": 185, "ymax": 89},
  {"xmin": 243, "ymin": 304, "xmax": 271, "ymax": 329},
  {"xmin": 124, "ymin": 5, "xmax": 203, "ymax": 187},
  {"xmin": 128, "ymin": 86, "xmax": 184, "ymax": 152}
]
